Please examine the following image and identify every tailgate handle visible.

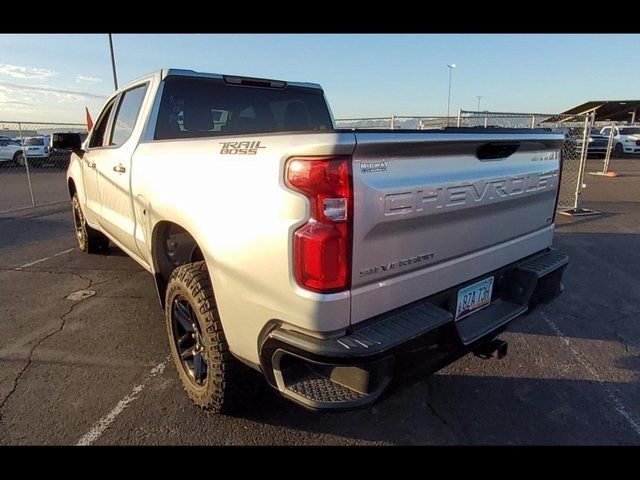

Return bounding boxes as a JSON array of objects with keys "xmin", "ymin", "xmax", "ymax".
[{"xmin": 476, "ymin": 142, "xmax": 520, "ymax": 161}]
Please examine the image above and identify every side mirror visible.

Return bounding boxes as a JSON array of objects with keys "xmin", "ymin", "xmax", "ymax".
[{"xmin": 51, "ymin": 133, "xmax": 83, "ymax": 152}]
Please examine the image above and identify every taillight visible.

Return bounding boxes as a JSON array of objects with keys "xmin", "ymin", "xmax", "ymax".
[{"xmin": 286, "ymin": 156, "xmax": 352, "ymax": 293}]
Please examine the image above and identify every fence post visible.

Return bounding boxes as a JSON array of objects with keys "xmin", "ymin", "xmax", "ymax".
[
  {"xmin": 531, "ymin": 115, "xmax": 536, "ymax": 129},
  {"xmin": 573, "ymin": 114, "xmax": 591, "ymax": 211},
  {"xmin": 456, "ymin": 108, "xmax": 462, "ymax": 127},
  {"xmin": 484, "ymin": 116, "xmax": 488, "ymax": 128},
  {"xmin": 603, "ymin": 122, "xmax": 615, "ymax": 174},
  {"xmin": 390, "ymin": 115, "xmax": 395, "ymax": 130},
  {"xmin": 17, "ymin": 122, "xmax": 36, "ymax": 208}
]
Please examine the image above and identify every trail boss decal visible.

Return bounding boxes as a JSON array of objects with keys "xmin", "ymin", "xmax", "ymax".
[{"xmin": 220, "ymin": 141, "xmax": 266, "ymax": 155}]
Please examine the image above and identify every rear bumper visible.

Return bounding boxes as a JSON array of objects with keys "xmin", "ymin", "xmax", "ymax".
[{"xmin": 259, "ymin": 248, "xmax": 568, "ymax": 411}]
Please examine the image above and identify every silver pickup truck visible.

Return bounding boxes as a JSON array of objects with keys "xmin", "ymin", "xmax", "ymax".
[{"xmin": 60, "ymin": 68, "xmax": 568, "ymax": 413}]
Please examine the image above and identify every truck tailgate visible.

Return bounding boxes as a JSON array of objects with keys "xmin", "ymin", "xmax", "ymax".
[{"xmin": 349, "ymin": 130, "xmax": 565, "ymax": 324}]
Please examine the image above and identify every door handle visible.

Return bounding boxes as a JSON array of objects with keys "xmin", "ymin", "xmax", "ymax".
[
  {"xmin": 113, "ymin": 164, "xmax": 126, "ymax": 173},
  {"xmin": 87, "ymin": 161, "xmax": 96, "ymax": 169}
]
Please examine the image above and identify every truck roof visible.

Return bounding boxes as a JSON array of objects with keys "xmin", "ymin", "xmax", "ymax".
[{"xmin": 158, "ymin": 68, "xmax": 322, "ymax": 90}]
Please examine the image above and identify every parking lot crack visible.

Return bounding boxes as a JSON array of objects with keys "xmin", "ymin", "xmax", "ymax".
[
  {"xmin": 425, "ymin": 377, "xmax": 458, "ymax": 440},
  {"xmin": 607, "ymin": 315, "xmax": 633, "ymax": 354},
  {"xmin": 0, "ymin": 279, "xmax": 92, "ymax": 420}
]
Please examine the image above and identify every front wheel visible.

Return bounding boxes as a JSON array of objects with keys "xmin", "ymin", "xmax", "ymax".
[
  {"xmin": 165, "ymin": 261, "xmax": 260, "ymax": 413},
  {"xmin": 71, "ymin": 193, "xmax": 110, "ymax": 253}
]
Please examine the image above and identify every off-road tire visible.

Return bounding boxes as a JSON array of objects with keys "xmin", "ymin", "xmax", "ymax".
[
  {"xmin": 71, "ymin": 194, "xmax": 110, "ymax": 253},
  {"xmin": 165, "ymin": 261, "xmax": 259, "ymax": 414}
]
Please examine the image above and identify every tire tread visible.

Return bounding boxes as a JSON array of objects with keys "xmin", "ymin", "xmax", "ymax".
[{"xmin": 165, "ymin": 261, "xmax": 258, "ymax": 414}]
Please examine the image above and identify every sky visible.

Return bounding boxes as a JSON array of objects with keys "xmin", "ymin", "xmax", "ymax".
[{"xmin": 0, "ymin": 34, "xmax": 638, "ymax": 124}]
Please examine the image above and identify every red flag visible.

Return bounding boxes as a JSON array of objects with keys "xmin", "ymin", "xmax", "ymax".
[{"xmin": 85, "ymin": 107, "xmax": 94, "ymax": 131}]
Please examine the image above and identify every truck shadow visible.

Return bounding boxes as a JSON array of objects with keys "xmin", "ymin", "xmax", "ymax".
[
  {"xmin": 238, "ymin": 361, "xmax": 640, "ymax": 444},
  {"xmin": 0, "ymin": 207, "xmax": 71, "ymax": 251}
]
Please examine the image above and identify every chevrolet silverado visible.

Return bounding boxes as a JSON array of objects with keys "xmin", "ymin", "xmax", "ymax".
[{"xmin": 60, "ymin": 69, "xmax": 569, "ymax": 412}]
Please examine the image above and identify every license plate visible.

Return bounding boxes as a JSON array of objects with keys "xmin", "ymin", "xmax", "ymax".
[{"xmin": 455, "ymin": 277, "xmax": 494, "ymax": 321}]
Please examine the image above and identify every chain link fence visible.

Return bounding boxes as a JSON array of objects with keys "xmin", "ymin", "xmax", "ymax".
[
  {"xmin": 335, "ymin": 116, "xmax": 450, "ymax": 129},
  {"xmin": 2, "ymin": 113, "xmax": 596, "ymax": 215},
  {"xmin": 337, "ymin": 111, "xmax": 593, "ymax": 214},
  {"xmin": 588, "ymin": 121, "xmax": 617, "ymax": 176},
  {"xmin": 456, "ymin": 110, "xmax": 592, "ymax": 213},
  {"xmin": 0, "ymin": 121, "xmax": 86, "ymax": 214}
]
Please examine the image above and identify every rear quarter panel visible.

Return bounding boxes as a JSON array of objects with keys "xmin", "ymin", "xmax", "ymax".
[{"xmin": 132, "ymin": 132, "xmax": 356, "ymax": 365}]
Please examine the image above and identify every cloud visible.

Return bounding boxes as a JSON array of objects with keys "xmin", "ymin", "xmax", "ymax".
[
  {"xmin": 0, "ymin": 85, "xmax": 108, "ymax": 123},
  {"xmin": 0, "ymin": 81, "xmax": 108, "ymax": 101},
  {"xmin": 0, "ymin": 81, "xmax": 109, "ymax": 122},
  {"xmin": 75, "ymin": 75, "xmax": 102, "ymax": 83},
  {"xmin": 0, "ymin": 64, "xmax": 57, "ymax": 79}
]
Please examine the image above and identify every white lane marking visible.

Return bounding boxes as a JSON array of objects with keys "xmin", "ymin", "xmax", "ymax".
[
  {"xmin": 540, "ymin": 311, "xmax": 640, "ymax": 437},
  {"xmin": 14, "ymin": 247, "xmax": 74, "ymax": 270},
  {"xmin": 76, "ymin": 359, "xmax": 168, "ymax": 446},
  {"xmin": 15, "ymin": 256, "xmax": 52, "ymax": 270}
]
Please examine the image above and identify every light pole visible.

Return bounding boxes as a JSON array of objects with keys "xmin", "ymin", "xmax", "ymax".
[
  {"xmin": 476, "ymin": 95, "xmax": 484, "ymax": 112},
  {"xmin": 108, "ymin": 33, "xmax": 118, "ymax": 91},
  {"xmin": 446, "ymin": 64, "xmax": 456, "ymax": 126}
]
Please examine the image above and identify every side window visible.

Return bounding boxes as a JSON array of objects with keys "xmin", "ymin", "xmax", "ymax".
[
  {"xmin": 109, "ymin": 84, "xmax": 148, "ymax": 147},
  {"xmin": 601, "ymin": 127, "xmax": 610, "ymax": 136},
  {"xmin": 88, "ymin": 99, "xmax": 116, "ymax": 148}
]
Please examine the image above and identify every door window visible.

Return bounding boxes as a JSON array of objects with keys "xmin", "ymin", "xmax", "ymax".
[
  {"xmin": 109, "ymin": 84, "xmax": 148, "ymax": 147},
  {"xmin": 88, "ymin": 99, "xmax": 117, "ymax": 148}
]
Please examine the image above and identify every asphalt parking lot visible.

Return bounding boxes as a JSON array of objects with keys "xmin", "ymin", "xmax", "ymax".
[
  {"xmin": 0, "ymin": 158, "xmax": 639, "ymax": 445},
  {"xmin": 0, "ymin": 165, "xmax": 68, "ymax": 213}
]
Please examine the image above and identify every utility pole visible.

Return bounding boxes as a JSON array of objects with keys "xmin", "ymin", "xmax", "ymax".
[
  {"xmin": 108, "ymin": 33, "xmax": 118, "ymax": 91},
  {"xmin": 476, "ymin": 95, "xmax": 484, "ymax": 112},
  {"xmin": 446, "ymin": 64, "xmax": 456, "ymax": 126}
]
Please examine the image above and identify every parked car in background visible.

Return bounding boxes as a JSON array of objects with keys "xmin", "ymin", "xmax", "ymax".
[
  {"xmin": 0, "ymin": 137, "xmax": 24, "ymax": 166},
  {"xmin": 48, "ymin": 132, "xmax": 87, "ymax": 170},
  {"xmin": 551, "ymin": 126, "xmax": 584, "ymax": 158},
  {"xmin": 600, "ymin": 125, "xmax": 640, "ymax": 156},
  {"xmin": 23, "ymin": 135, "xmax": 51, "ymax": 166},
  {"xmin": 587, "ymin": 128, "xmax": 609, "ymax": 158}
]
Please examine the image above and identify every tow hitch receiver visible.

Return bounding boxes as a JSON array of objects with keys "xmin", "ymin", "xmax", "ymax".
[{"xmin": 473, "ymin": 339, "xmax": 508, "ymax": 360}]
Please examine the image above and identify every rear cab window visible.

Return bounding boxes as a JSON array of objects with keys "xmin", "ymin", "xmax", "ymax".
[{"xmin": 154, "ymin": 76, "xmax": 333, "ymax": 140}]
